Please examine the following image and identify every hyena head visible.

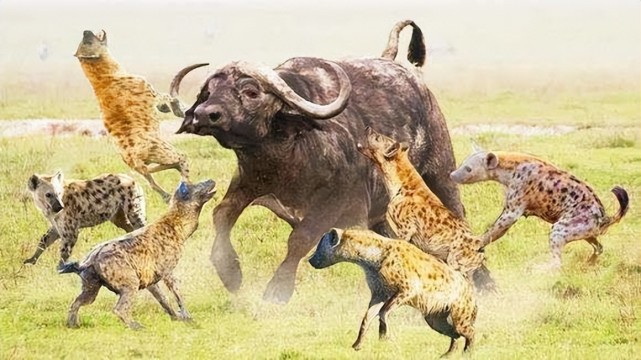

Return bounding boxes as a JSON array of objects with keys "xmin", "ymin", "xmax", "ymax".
[
  {"xmin": 74, "ymin": 30, "xmax": 108, "ymax": 60},
  {"xmin": 169, "ymin": 179, "xmax": 217, "ymax": 212},
  {"xmin": 309, "ymin": 228, "xmax": 345, "ymax": 269},
  {"xmin": 28, "ymin": 171, "xmax": 65, "ymax": 217},
  {"xmin": 309, "ymin": 228, "xmax": 384, "ymax": 269},
  {"xmin": 450, "ymin": 142, "xmax": 498, "ymax": 184},
  {"xmin": 356, "ymin": 126, "xmax": 409, "ymax": 169}
]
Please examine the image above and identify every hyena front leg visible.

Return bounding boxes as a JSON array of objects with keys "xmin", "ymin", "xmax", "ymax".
[
  {"xmin": 24, "ymin": 227, "xmax": 60, "ymax": 264},
  {"xmin": 58, "ymin": 229, "xmax": 80, "ymax": 269},
  {"xmin": 163, "ymin": 274, "xmax": 191, "ymax": 321}
]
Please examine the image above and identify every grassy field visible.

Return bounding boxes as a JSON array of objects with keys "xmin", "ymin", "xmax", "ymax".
[
  {"xmin": 0, "ymin": 123, "xmax": 639, "ymax": 360},
  {"xmin": 1, "ymin": 0, "xmax": 640, "ymax": 359}
]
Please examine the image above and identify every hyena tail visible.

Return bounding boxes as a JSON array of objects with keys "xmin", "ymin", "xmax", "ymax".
[
  {"xmin": 472, "ymin": 264, "xmax": 498, "ymax": 295},
  {"xmin": 600, "ymin": 186, "xmax": 629, "ymax": 232},
  {"xmin": 58, "ymin": 262, "xmax": 81, "ymax": 274},
  {"xmin": 380, "ymin": 19, "xmax": 426, "ymax": 67}
]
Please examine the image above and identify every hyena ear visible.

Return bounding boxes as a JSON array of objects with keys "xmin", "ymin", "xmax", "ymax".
[
  {"xmin": 328, "ymin": 229, "xmax": 340, "ymax": 247},
  {"xmin": 485, "ymin": 152, "xmax": 499, "ymax": 170},
  {"xmin": 28, "ymin": 175, "xmax": 39, "ymax": 191},
  {"xmin": 96, "ymin": 30, "xmax": 107, "ymax": 44},
  {"xmin": 178, "ymin": 182, "xmax": 190, "ymax": 200},
  {"xmin": 384, "ymin": 142, "xmax": 402, "ymax": 159},
  {"xmin": 471, "ymin": 139, "xmax": 485, "ymax": 153},
  {"xmin": 52, "ymin": 171, "xmax": 64, "ymax": 185}
]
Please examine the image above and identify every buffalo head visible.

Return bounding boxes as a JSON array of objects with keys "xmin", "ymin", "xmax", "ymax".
[{"xmin": 170, "ymin": 61, "xmax": 352, "ymax": 149}]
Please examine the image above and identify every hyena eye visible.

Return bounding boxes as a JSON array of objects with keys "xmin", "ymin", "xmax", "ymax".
[
  {"xmin": 465, "ymin": 166, "xmax": 472, "ymax": 173},
  {"xmin": 45, "ymin": 192, "xmax": 54, "ymax": 198}
]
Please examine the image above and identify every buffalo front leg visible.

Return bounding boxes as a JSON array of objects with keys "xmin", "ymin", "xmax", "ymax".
[
  {"xmin": 263, "ymin": 210, "xmax": 343, "ymax": 304},
  {"xmin": 24, "ymin": 227, "xmax": 59, "ymax": 265},
  {"xmin": 211, "ymin": 184, "xmax": 254, "ymax": 294}
]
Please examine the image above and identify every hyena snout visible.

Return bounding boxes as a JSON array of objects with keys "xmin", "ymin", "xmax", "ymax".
[{"xmin": 51, "ymin": 198, "xmax": 64, "ymax": 213}]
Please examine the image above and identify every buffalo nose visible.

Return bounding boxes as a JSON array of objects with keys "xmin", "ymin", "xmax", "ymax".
[{"xmin": 194, "ymin": 105, "xmax": 223, "ymax": 125}]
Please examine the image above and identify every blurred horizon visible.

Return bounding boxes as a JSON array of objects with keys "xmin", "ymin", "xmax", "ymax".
[{"xmin": 0, "ymin": 0, "xmax": 639, "ymax": 117}]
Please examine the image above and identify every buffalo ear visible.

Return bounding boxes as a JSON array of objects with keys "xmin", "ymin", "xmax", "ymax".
[
  {"xmin": 485, "ymin": 152, "xmax": 499, "ymax": 170},
  {"xmin": 384, "ymin": 142, "xmax": 402, "ymax": 159},
  {"xmin": 28, "ymin": 175, "xmax": 39, "ymax": 191}
]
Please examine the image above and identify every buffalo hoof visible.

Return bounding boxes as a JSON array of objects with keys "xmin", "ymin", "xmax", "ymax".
[
  {"xmin": 263, "ymin": 274, "xmax": 295, "ymax": 304},
  {"xmin": 212, "ymin": 250, "xmax": 242, "ymax": 293}
]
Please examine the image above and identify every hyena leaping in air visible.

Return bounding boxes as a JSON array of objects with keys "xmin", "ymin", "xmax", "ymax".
[{"xmin": 75, "ymin": 29, "xmax": 193, "ymax": 202}]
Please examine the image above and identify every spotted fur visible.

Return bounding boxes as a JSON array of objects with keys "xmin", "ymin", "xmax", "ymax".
[
  {"xmin": 25, "ymin": 171, "xmax": 146, "ymax": 267},
  {"xmin": 75, "ymin": 30, "xmax": 189, "ymax": 202},
  {"xmin": 450, "ymin": 147, "xmax": 629, "ymax": 269},
  {"xmin": 358, "ymin": 128, "xmax": 496, "ymax": 292},
  {"xmin": 309, "ymin": 228, "xmax": 477, "ymax": 356},
  {"xmin": 59, "ymin": 179, "xmax": 216, "ymax": 329}
]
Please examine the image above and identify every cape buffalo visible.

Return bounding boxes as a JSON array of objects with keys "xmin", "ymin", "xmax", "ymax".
[{"xmin": 171, "ymin": 20, "xmax": 464, "ymax": 303}]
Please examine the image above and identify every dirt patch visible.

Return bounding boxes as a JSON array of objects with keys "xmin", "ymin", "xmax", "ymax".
[
  {"xmin": 0, "ymin": 119, "xmax": 183, "ymax": 138},
  {"xmin": 0, "ymin": 119, "xmax": 577, "ymax": 139}
]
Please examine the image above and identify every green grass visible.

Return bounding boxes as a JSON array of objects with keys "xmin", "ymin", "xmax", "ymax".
[{"xmin": 0, "ymin": 125, "xmax": 639, "ymax": 359}]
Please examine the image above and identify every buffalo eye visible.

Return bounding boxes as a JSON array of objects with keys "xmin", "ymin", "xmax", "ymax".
[
  {"xmin": 242, "ymin": 89, "xmax": 259, "ymax": 99},
  {"xmin": 465, "ymin": 166, "xmax": 472, "ymax": 173}
]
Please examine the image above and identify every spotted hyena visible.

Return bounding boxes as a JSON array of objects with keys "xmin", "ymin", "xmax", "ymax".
[
  {"xmin": 59, "ymin": 179, "xmax": 216, "ymax": 329},
  {"xmin": 357, "ymin": 127, "xmax": 495, "ymax": 292},
  {"xmin": 309, "ymin": 228, "xmax": 477, "ymax": 356},
  {"xmin": 75, "ymin": 29, "xmax": 189, "ymax": 202},
  {"xmin": 450, "ymin": 145, "xmax": 629, "ymax": 269},
  {"xmin": 24, "ymin": 171, "xmax": 146, "ymax": 268}
]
